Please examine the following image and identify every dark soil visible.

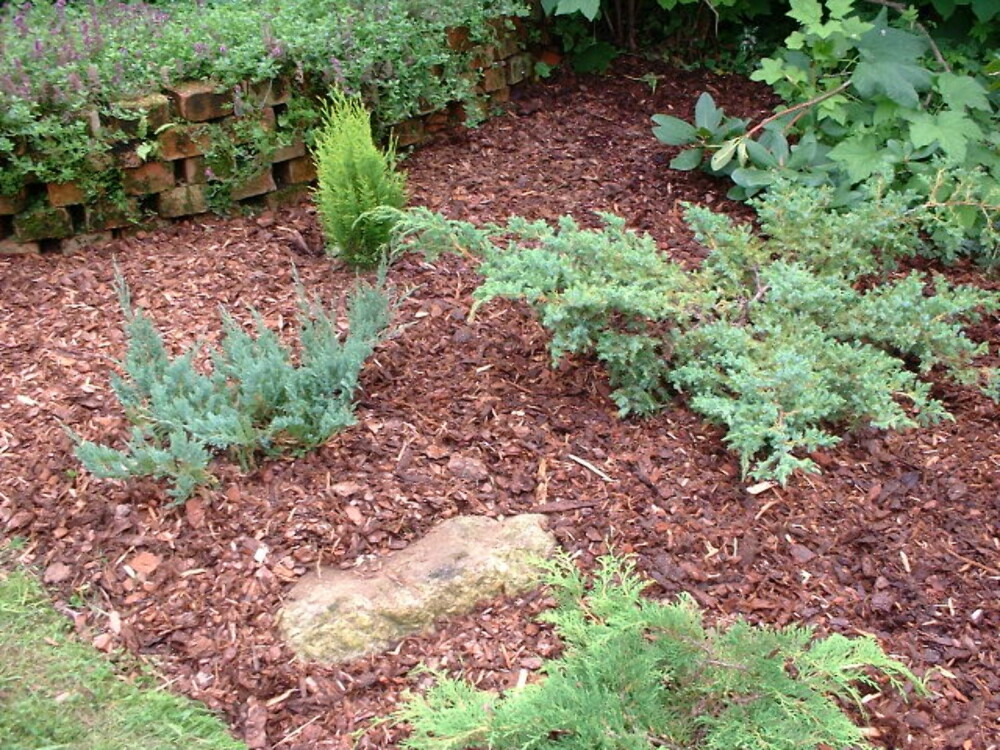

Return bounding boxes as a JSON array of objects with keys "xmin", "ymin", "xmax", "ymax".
[{"xmin": 2, "ymin": 56, "xmax": 998, "ymax": 749}]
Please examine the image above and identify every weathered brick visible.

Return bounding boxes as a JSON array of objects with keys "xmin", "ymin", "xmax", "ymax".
[
  {"xmin": 104, "ymin": 93, "xmax": 173, "ymax": 136},
  {"xmin": 156, "ymin": 185, "xmax": 209, "ymax": 218},
  {"xmin": 446, "ymin": 26, "xmax": 472, "ymax": 52},
  {"xmin": 0, "ymin": 190, "xmax": 26, "ymax": 215},
  {"xmin": 84, "ymin": 199, "xmax": 140, "ymax": 232},
  {"xmin": 270, "ymin": 140, "xmax": 306, "ymax": 163},
  {"xmin": 247, "ymin": 77, "xmax": 291, "ymax": 107},
  {"xmin": 265, "ymin": 184, "xmax": 312, "ymax": 210},
  {"xmin": 391, "ymin": 118, "xmax": 427, "ymax": 148},
  {"xmin": 490, "ymin": 86, "xmax": 511, "ymax": 105},
  {"xmin": 47, "ymin": 181, "xmax": 87, "ymax": 207},
  {"xmin": 13, "ymin": 206, "xmax": 73, "ymax": 241},
  {"xmin": 166, "ymin": 81, "xmax": 233, "ymax": 122},
  {"xmin": 60, "ymin": 231, "xmax": 114, "ymax": 254},
  {"xmin": 507, "ymin": 53, "xmax": 534, "ymax": 86},
  {"xmin": 123, "ymin": 161, "xmax": 175, "ymax": 196},
  {"xmin": 469, "ymin": 45, "xmax": 497, "ymax": 70},
  {"xmin": 180, "ymin": 156, "xmax": 209, "ymax": 184},
  {"xmin": 158, "ymin": 124, "xmax": 212, "ymax": 160},
  {"xmin": 275, "ymin": 156, "xmax": 317, "ymax": 185},
  {"xmin": 0, "ymin": 238, "xmax": 40, "ymax": 255},
  {"xmin": 231, "ymin": 168, "xmax": 277, "ymax": 201},
  {"xmin": 494, "ymin": 30, "xmax": 521, "ymax": 59},
  {"xmin": 481, "ymin": 63, "xmax": 508, "ymax": 93}
]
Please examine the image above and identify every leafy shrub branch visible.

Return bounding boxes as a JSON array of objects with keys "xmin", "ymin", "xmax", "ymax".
[
  {"xmin": 395, "ymin": 553, "xmax": 925, "ymax": 749},
  {"xmin": 71, "ymin": 268, "xmax": 394, "ymax": 503},
  {"xmin": 652, "ymin": 0, "xmax": 1000, "ymax": 263},
  {"xmin": 385, "ymin": 182, "xmax": 998, "ymax": 483}
]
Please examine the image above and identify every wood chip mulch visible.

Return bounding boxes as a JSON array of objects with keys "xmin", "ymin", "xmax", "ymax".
[{"xmin": 1, "ymin": 57, "xmax": 998, "ymax": 749}]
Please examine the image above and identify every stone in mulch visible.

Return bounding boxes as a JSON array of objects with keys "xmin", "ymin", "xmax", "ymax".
[{"xmin": 279, "ymin": 514, "xmax": 556, "ymax": 663}]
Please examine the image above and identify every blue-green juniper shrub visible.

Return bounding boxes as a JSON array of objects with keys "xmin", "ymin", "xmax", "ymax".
[
  {"xmin": 383, "ymin": 181, "xmax": 998, "ymax": 483},
  {"xmin": 72, "ymin": 267, "xmax": 393, "ymax": 503}
]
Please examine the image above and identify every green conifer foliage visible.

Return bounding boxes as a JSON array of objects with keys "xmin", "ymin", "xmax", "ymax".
[
  {"xmin": 384, "ymin": 182, "xmax": 998, "ymax": 483},
  {"xmin": 395, "ymin": 554, "xmax": 924, "ymax": 750},
  {"xmin": 72, "ymin": 270, "xmax": 393, "ymax": 503},
  {"xmin": 313, "ymin": 91, "xmax": 408, "ymax": 268}
]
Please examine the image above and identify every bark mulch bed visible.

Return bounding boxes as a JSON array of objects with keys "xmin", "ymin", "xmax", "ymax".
[{"xmin": 1, "ymin": 56, "xmax": 998, "ymax": 749}]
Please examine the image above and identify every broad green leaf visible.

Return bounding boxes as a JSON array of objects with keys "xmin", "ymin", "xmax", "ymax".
[
  {"xmin": 731, "ymin": 167, "xmax": 775, "ymax": 188},
  {"xmin": 751, "ymin": 57, "xmax": 787, "ymax": 85},
  {"xmin": 827, "ymin": 0, "xmax": 854, "ymax": 19},
  {"xmin": 787, "ymin": 0, "xmax": 823, "ymax": 31},
  {"xmin": 872, "ymin": 99, "xmax": 902, "ymax": 127},
  {"xmin": 670, "ymin": 148, "xmax": 704, "ymax": 171},
  {"xmin": 970, "ymin": 0, "xmax": 998, "ymax": 21},
  {"xmin": 930, "ymin": 0, "xmax": 956, "ymax": 18},
  {"xmin": 745, "ymin": 139, "xmax": 778, "ymax": 168},
  {"xmin": 555, "ymin": 0, "xmax": 601, "ymax": 20},
  {"xmin": 936, "ymin": 72, "xmax": 992, "ymax": 112},
  {"xmin": 852, "ymin": 60, "xmax": 931, "ymax": 109},
  {"xmin": 695, "ymin": 93, "xmax": 722, "ymax": 132},
  {"xmin": 711, "ymin": 139, "xmax": 740, "ymax": 171},
  {"xmin": 759, "ymin": 127, "xmax": 790, "ymax": 164},
  {"xmin": 541, "ymin": 0, "xmax": 560, "ymax": 14},
  {"xmin": 827, "ymin": 134, "xmax": 883, "ymax": 181},
  {"xmin": 857, "ymin": 12, "xmax": 927, "ymax": 64},
  {"xmin": 908, "ymin": 109, "xmax": 984, "ymax": 162},
  {"xmin": 571, "ymin": 41, "xmax": 618, "ymax": 74},
  {"xmin": 652, "ymin": 115, "xmax": 698, "ymax": 146}
]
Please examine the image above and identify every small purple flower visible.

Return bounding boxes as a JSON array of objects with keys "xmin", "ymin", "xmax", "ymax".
[
  {"xmin": 269, "ymin": 44, "xmax": 284, "ymax": 59},
  {"xmin": 218, "ymin": 44, "xmax": 228, "ymax": 54},
  {"xmin": 204, "ymin": 167, "xmax": 217, "ymax": 181},
  {"xmin": 193, "ymin": 42, "xmax": 208, "ymax": 57}
]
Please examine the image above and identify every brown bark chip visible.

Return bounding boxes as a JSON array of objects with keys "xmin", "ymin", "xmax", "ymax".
[{"xmin": 1, "ymin": 58, "xmax": 999, "ymax": 748}]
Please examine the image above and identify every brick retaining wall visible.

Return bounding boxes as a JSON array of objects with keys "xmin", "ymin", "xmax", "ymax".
[{"xmin": 0, "ymin": 23, "xmax": 535, "ymax": 255}]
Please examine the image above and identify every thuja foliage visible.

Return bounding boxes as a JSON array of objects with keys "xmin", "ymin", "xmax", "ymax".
[
  {"xmin": 386, "ymin": 183, "xmax": 998, "ymax": 482},
  {"xmin": 72, "ymin": 269, "xmax": 393, "ymax": 503},
  {"xmin": 314, "ymin": 91, "xmax": 408, "ymax": 268},
  {"xmin": 395, "ymin": 554, "xmax": 924, "ymax": 750}
]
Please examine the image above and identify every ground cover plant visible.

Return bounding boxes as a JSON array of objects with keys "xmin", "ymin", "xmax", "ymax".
[
  {"xmin": 396, "ymin": 554, "xmax": 924, "ymax": 749},
  {"xmin": 72, "ymin": 268, "xmax": 394, "ymax": 502},
  {"xmin": 0, "ymin": 0, "xmax": 528, "ymax": 202},
  {"xmin": 0, "ymin": 561, "xmax": 244, "ymax": 750},
  {"xmin": 314, "ymin": 92, "xmax": 408, "ymax": 268},
  {"xmin": 385, "ymin": 180, "xmax": 998, "ymax": 482}
]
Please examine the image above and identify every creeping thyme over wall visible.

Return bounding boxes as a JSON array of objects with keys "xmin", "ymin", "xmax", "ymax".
[
  {"xmin": 0, "ymin": 0, "xmax": 529, "ymax": 202},
  {"xmin": 385, "ymin": 180, "xmax": 999, "ymax": 484}
]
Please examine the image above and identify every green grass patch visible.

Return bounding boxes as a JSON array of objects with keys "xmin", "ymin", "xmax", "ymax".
[{"xmin": 0, "ymin": 565, "xmax": 244, "ymax": 750}]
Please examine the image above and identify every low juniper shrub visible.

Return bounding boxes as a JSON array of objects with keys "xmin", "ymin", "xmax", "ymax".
[
  {"xmin": 395, "ymin": 553, "xmax": 925, "ymax": 750},
  {"xmin": 71, "ymin": 267, "xmax": 394, "ymax": 503},
  {"xmin": 384, "ymin": 181, "xmax": 999, "ymax": 483},
  {"xmin": 314, "ymin": 91, "xmax": 408, "ymax": 268}
]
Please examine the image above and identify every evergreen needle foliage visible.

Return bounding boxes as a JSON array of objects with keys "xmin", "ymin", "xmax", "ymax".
[
  {"xmin": 314, "ymin": 91, "xmax": 408, "ymax": 268},
  {"xmin": 384, "ymin": 181, "xmax": 998, "ymax": 483},
  {"xmin": 72, "ymin": 268, "xmax": 393, "ymax": 503},
  {"xmin": 395, "ymin": 554, "xmax": 924, "ymax": 750}
]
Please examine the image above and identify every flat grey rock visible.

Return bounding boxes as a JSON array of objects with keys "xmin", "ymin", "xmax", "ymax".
[{"xmin": 279, "ymin": 514, "xmax": 556, "ymax": 663}]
